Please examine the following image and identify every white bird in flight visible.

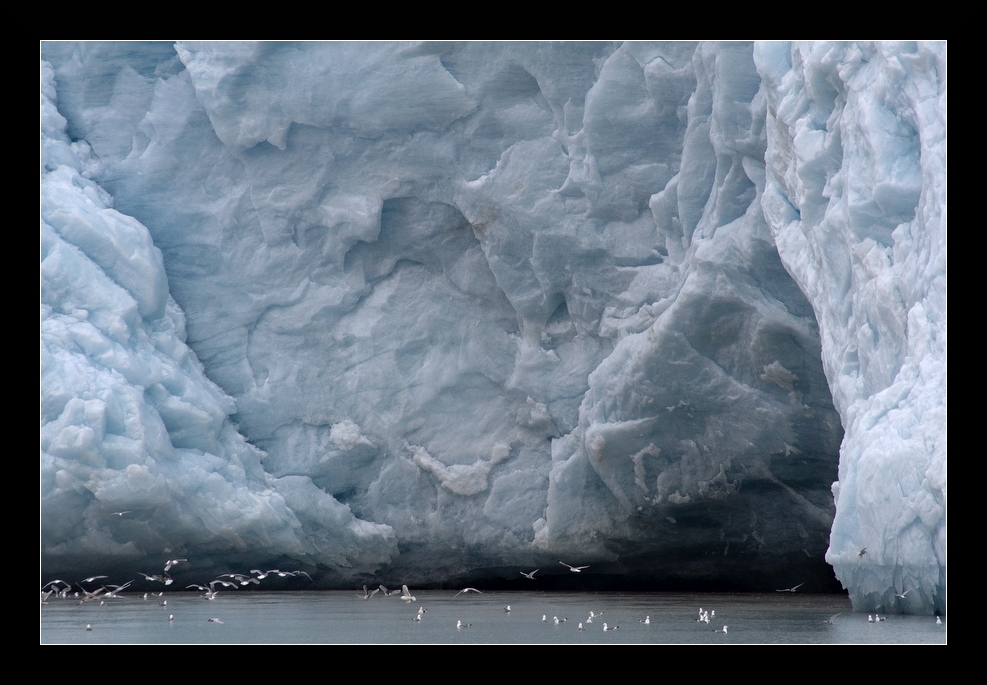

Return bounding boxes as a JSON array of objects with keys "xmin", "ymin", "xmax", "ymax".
[
  {"xmin": 358, "ymin": 585, "xmax": 380, "ymax": 600},
  {"xmin": 775, "ymin": 582, "xmax": 805, "ymax": 592},
  {"xmin": 400, "ymin": 584, "xmax": 417, "ymax": 603},
  {"xmin": 520, "ymin": 569, "xmax": 539, "ymax": 579},
  {"xmin": 103, "ymin": 580, "xmax": 133, "ymax": 598},
  {"xmin": 164, "ymin": 558, "xmax": 187, "ymax": 573},
  {"xmin": 453, "ymin": 587, "xmax": 484, "ymax": 598},
  {"xmin": 559, "ymin": 561, "xmax": 589, "ymax": 573}
]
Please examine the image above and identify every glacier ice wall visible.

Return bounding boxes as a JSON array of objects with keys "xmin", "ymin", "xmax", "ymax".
[
  {"xmin": 40, "ymin": 41, "xmax": 945, "ymax": 612},
  {"xmin": 41, "ymin": 62, "xmax": 398, "ymax": 582},
  {"xmin": 756, "ymin": 42, "xmax": 946, "ymax": 614}
]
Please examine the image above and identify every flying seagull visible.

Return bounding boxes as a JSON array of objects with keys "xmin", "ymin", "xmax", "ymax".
[
  {"xmin": 400, "ymin": 584, "xmax": 417, "ymax": 603},
  {"xmin": 164, "ymin": 558, "xmax": 188, "ymax": 573},
  {"xmin": 559, "ymin": 561, "xmax": 589, "ymax": 573},
  {"xmin": 103, "ymin": 580, "xmax": 133, "ymax": 598},
  {"xmin": 358, "ymin": 585, "xmax": 380, "ymax": 600},
  {"xmin": 520, "ymin": 569, "xmax": 539, "ymax": 579},
  {"xmin": 138, "ymin": 572, "xmax": 173, "ymax": 585},
  {"xmin": 894, "ymin": 589, "xmax": 911, "ymax": 599},
  {"xmin": 775, "ymin": 582, "xmax": 805, "ymax": 592},
  {"xmin": 453, "ymin": 587, "xmax": 484, "ymax": 598}
]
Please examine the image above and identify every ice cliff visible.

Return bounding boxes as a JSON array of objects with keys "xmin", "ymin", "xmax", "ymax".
[{"xmin": 40, "ymin": 41, "xmax": 946, "ymax": 613}]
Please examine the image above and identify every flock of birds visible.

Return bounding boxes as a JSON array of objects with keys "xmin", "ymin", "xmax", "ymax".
[
  {"xmin": 406, "ymin": 596, "xmax": 734, "ymax": 635},
  {"xmin": 342, "ymin": 562, "xmax": 736, "ymax": 635},
  {"xmin": 41, "ymin": 557, "xmax": 314, "ymax": 626},
  {"xmin": 43, "ymin": 557, "xmax": 943, "ymax": 638}
]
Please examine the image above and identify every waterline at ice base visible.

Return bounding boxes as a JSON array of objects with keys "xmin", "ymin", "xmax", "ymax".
[{"xmin": 41, "ymin": 41, "xmax": 945, "ymax": 615}]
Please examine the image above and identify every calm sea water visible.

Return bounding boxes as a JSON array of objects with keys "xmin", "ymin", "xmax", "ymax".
[{"xmin": 40, "ymin": 591, "xmax": 946, "ymax": 644}]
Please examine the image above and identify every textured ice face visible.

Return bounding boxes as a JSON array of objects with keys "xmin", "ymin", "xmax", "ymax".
[
  {"xmin": 40, "ymin": 41, "xmax": 944, "ymax": 613},
  {"xmin": 756, "ymin": 41, "xmax": 946, "ymax": 614}
]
